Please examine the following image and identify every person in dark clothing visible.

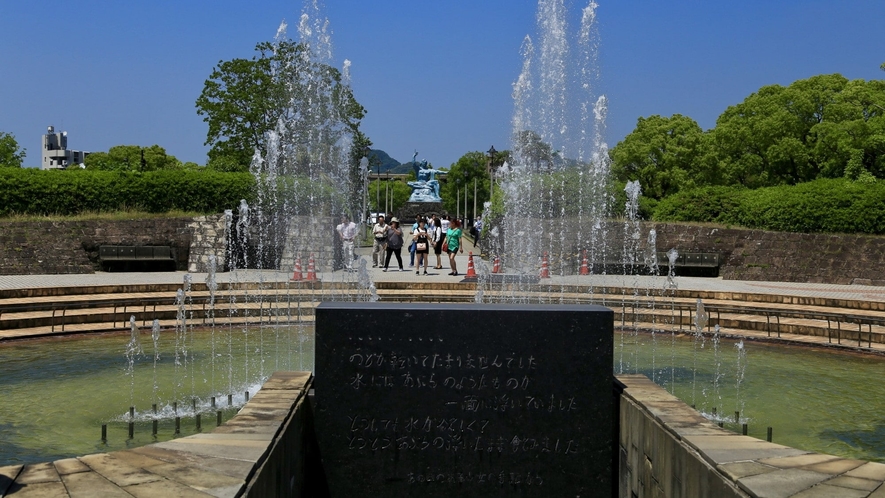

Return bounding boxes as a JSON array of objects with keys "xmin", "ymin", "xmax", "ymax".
[{"xmin": 383, "ymin": 218, "xmax": 405, "ymax": 271}]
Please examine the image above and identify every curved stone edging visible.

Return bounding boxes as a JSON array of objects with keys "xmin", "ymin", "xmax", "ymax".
[
  {"xmin": 619, "ymin": 374, "xmax": 885, "ymax": 497},
  {"xmin": 3, "ymin": 372, "xmax": 884, "ymax": 497},
  {"xmin": 0, "ymin": 371, "xmax": 316, "ymax": 498}
]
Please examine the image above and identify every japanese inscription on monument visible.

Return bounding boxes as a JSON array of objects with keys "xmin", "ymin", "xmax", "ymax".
[{"xmin": 314, "ymin": 303, "xmax": 614, "ymax": 497}]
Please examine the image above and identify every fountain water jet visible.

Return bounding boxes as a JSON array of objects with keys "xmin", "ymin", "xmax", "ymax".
[{"xmin": 480, "ymin": 0, "xmax": 744, "ymax": 431}]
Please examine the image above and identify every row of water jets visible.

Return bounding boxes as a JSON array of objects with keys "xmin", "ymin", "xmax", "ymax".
[
  {"xmin": 473, "ymin": 178, "xmax": 752, "ymax": 423},
  {"xmin": 116, "ymin": 0, "xmax": 750, "ymax": 429},
  {"xmin": 119, "ymin": 255, "xmax": 313, "ymax": 425},
  {"xmin": 116, "ymin": 185, "xmax": 751, "ymax": 430},
  {"xmin": 618, "ymin": 182, "xmax": 750, "ymax": 422},
  {"xmin": 475, "ymin": 0, "xmax": 751, "ymax": 424},
  {"xmin": 115, "ymin": 0, "xmax": 376, "ymax": 426}
]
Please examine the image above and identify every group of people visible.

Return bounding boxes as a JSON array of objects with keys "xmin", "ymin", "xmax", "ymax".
[{"xmin": 370, "ymin": 214, "xmax": 466, "ymax": 275}]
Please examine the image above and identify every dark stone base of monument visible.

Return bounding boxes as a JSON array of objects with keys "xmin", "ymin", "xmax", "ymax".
[
  {"xmin": 314, "ymin": 302, "xmax": 614, "ymax": 497},
  {"xmin": 398, "ymin": 202, "xmax": 444, "ymax": 222}
]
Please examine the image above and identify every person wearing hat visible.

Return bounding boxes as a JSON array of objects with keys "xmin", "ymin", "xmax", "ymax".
[
  {"xmin": 371, "ymin": 214, "xmax": 388, "ymax": 268},
  {"xmin": 383, "ymin": 217, "xmax": 405, "ymax": 271},
  {"xmin": 336, "ymin": 214, "xmax": 358, "ymax": 272}
]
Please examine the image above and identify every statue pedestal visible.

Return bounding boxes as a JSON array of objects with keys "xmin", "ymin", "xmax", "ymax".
[{"xmin": 398, "ymin": 202, "xmax": 444, "ymax": 221}]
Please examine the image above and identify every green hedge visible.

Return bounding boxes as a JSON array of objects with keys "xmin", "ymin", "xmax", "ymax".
[
  {"xmin": 653, "ymin": 179, "xmax": 885, "ymax": 234},
  {"xmin": 0, "ymin": 168, "xmax": 256, "ymax": 216}
]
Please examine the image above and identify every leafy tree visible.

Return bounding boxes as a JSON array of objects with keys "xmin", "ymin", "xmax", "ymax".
[
  {"xmin": 812, "ymin": 78, "xmax": 885, "ymax": 179},
  {"xmin": 512, "ymin": 130, "xmax": 556, "ymax": 171},
  {"xmin": 441, "ymin": 151, "xmax": 491, "ymax": 216},
  {"xmin": 349, "ymin": 131, "xmax": 374, "ymax": 220},
  {"xmin": 368, "ymin": 178, "xmax": 411, "ymax": 215},
  {"xmin": 707, "ymin": 74, "xmax": 885, "ymax": 187},
  {"xmin": 197, "ymin": 39, "xmax": 365, "ymax": 172},
  {"xmin": 844, "ymin": 149, "xmax": 876, "ymax": 183},
  {"xmin": 607, "ymin": 74, "xmax": 884, "ymax": 192},
  {"xmin": 610, "ymin": 114, "xmax": 707, "ymax": 199},
  {"xmin": 0, "ymin": 132, "xmax": 26, "ymax": 168},
  {"xmin": 84, "ymin": 145, "xmax": 184, "ymax": 171}
]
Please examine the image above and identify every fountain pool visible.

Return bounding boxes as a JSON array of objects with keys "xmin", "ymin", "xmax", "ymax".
[
  {"xmin": 0, "ymin": 325, "xmax": 314, "ymax": 466},
  {"xmin": 623, "ymin": 334, "xmax": 885, "ymax": 463},
  {"xmin": 1, "ymin": 326, "xmax": 883, "ymax": 467}
]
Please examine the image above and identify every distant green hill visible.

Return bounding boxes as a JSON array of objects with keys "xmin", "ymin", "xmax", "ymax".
[
  {"xmin": 366, "ymin": 149, "xmax": 401, "ymax": 173},
  {"xmin": 367, "ymin": 149, "xmax": 445, "ymax": 175},
  {"xmin": 387, "ymin": 162, "xmax": 415, "ymax": 174}
]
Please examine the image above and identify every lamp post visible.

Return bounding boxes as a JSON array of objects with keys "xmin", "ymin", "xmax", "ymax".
[
  {"xmin": 456, "ymin": 179, "xmax": 460, "ymax": 220},
  {"xmin": 487, "ymin": 145, "xmax": 497, "ymax": 185},
  {"xmin": 463, "ymin": 172, "xmax": 468, "ymax": 226},
  {"xmin": 359, "ymin": 155, "xmax": 369, "ymax": 237},
  {"xmin": 473, "ymin": 178, "xmax": 477, "ymax": 221},
  {"xmin": 367, "ymin": 146, "xmax": 379, "ymax": 220}
]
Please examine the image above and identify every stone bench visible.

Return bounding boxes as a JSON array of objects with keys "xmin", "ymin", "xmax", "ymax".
[
  {"xmin": 99, "ymin": 245, "xmax": 174, "ymax": 262},
  {"xmin": 98, "ymin": 245, "xmax": 176, "ymax": 272},
  {"xmin": 658, "ymin": 251, "xmax": 721, "ymax": 277}
]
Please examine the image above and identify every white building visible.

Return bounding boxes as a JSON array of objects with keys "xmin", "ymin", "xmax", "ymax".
[{"xmin": 42, "ymin": 126, "xmax": 89, "ymax": 169}]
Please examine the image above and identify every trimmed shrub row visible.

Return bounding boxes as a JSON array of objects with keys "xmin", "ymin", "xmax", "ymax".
[
  {"xmin": 0, "ymin": 169, "xmax": 255, "ymax": 216},
  {"xmin": 653, "ymin": 179, "xmax": 885, "ymax": 234}
]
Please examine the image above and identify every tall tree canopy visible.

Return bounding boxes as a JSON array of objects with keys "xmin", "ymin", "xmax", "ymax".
[
  {"xmin": 441, "ymin": 151, "xmax": 492, "ymax": 216},
  {"xmin": 196, "ymin": 39, "xmax": 365, "ymax": 172},
  {"xmin": 610, "ymin": 114, "xmax": 706, "ymax": 199},
  {"xmin": 611, "ymin": 74, "xmax": 885, "ymax": 198},
  {"xmin": 0, "ymin": 132, "xmax": 26, "ymax": 168}
]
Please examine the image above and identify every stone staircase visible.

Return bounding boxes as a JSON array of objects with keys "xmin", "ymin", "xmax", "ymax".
[
  {"xmin": 2, "ymin": 280, "xmax": 885, "ymax": 352},
  {"xmin": 0, "ymin": 281, "xmax": 362, "ymax": 341}
]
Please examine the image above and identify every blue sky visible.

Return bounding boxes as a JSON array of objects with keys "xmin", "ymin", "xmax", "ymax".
[{"xmin": 1, "ymin": 1, "xmax": 883, "ymax": 168}]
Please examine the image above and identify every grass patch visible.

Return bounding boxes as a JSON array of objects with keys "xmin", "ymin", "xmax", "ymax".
[{"xmin": 0, "ymin": 209, "xmax": 205, "ymax": 223}]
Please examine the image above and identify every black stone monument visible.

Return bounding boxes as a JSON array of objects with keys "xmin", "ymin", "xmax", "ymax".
[{"xmin": 314, "ymin": 302, "xmax": 613, "ymax": 497}]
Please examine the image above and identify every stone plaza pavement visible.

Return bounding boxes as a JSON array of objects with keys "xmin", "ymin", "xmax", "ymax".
[{"xmin": 2, "ymin": 234, "xmax": 885, "ymax": 304}]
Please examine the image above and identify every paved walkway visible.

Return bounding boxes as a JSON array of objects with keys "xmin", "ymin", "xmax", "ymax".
[{"xmin": 2, "ymin": 235, "xmax": 885, "ymax": 303}]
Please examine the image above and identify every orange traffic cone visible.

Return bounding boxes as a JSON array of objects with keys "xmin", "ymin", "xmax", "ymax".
[
  {"xmin": 580, "ymin": 250, "xmax": 590, "ymax": 276},
  {"xmin": 492, "ymin": 255, "xmax": 501, "ymax": 274},
  {"xmin": 291, "ymin": 257, "xmax": 304, "ymax": 281},
  {"xmin": 306, "ymin": 254, "xmax": 318, "ymax": 281},
  {"xmin": 465, "ymin": 252, "xmax": 478, "ymax": 279},
  {"xmin": 539, "ymin": 252, "xmax": 550, "ymax": 279}
]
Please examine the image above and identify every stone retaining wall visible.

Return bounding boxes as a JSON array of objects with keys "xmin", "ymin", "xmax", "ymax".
[
  {"xmin": 279, "ymin": 215, "xmax": 339, "ymax": 274},
  {"xmin": 186, "ymin": 214, "xmax": 227, "ymax": 273},
  {"xmin": 4, "ymin": 216, "xmax": 885, "ymax": 284},
  {"xmin": 485, "ymin": 220, "xmax": 885, "ymax": 285},
  {"xmin": 0, "ymin": 218, "xmax": 198, "ymax": 275},
  {"xmin": 651, "ymin": 224, "xmax": 885, "ymax": 285}
]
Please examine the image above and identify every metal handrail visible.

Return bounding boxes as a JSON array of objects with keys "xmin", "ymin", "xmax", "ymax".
[
  {"xmin": 611, "ymin": 300, "xmax": 885, "ymax": 345},
  {"xmin": 3, "ymin": 291, "xmax": 885, "ymax": 346}
]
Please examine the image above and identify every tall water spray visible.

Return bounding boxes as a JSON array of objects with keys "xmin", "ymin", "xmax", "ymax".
[
  {"xmin": 474, "ymin": 0, "xmax": 751, "ymax": 428},
  {"xmin": 125, "ymin": 316, "xmax": 143, "ymax": 409},
  {"xmin": 489, "ymin": 0, "xmax": 610, "ymax": 291},
  {"xmin": 691, "ymin": 298, "xmax": 709, "ymax": 406},
  {"xmin": 242, "ymin": 6, "xmax": 368, "ymax": 279}
]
